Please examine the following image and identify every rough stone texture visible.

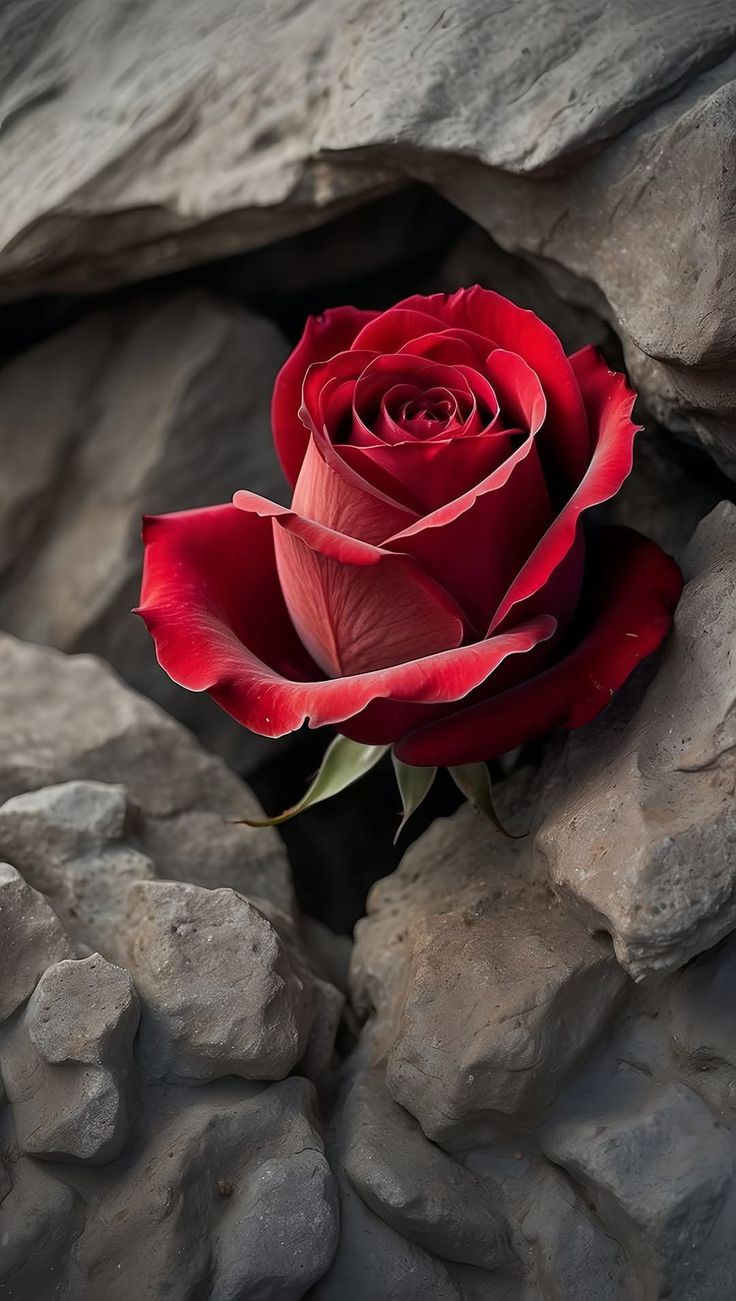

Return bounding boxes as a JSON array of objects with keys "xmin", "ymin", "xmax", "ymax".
[
  {"xmin": 537, "ymin": 503, "xmax": 736, "ymax": 978},
  {"xmin": 342, "ymin": 1066, "xmax": 511, "ymax": 1269},
  {"xmin": 125, "ymin": 880, "xmax": 313, "ymax": 1083},
  {"xmin": 2, "ymin": 955, "xmax": 139, "ymax": 1164},
  {"xmin": 2, "ymin": 1, "xmax": 736, "ymax": 464},
  {"xmin": 353, "ymin": 791, "xmax": 626, "ymax": 1146},
  {"xmin": 0, "ymin": 292, "xmax": 289, "ymax": 772},
  {"xmin": 0, "ymin": 634, "xmax": 292, "ymax": 914},
  {"xmin": 0, "ymin": 863, "xmax": 74, "ymax": 1020}
]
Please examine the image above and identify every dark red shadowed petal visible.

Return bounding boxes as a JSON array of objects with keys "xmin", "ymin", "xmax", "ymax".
[
  {"xmin": 233, "ymin": 490, "xmax": 468, "ymax": 676},
  {"xmin": 337, "ymin": 431, "xmax": 516, "ymax": 516},
  {"xmin": 137, "ymin": 503, "xmax": 556, "ymax": 737},
  {"xmin": 490, "ymin": 346, "xmax": 641, "ymax": 634},
  {"xmin": 272, "ymin": 307, "xmax": 378, "ymax": 484},
  {"xmin": 394, "ymin": 526, "xmax": 683, "ymax": 767},
  {"xmin": 396, "ymin": 288, "xmax": 591, "ymax": 486},
  {"xmin": 301, "ymin": 349, "xmax": 378, "ymax": 442}
]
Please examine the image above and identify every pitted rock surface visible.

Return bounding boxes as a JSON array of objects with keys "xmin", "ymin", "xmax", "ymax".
[
  {"xmin": 3, "ymin": 955, "xmax": 139, "ymax": 1164},
  {"xmin": 125, "ymin": 880, "xmax": 313, "ymax": 1083}
]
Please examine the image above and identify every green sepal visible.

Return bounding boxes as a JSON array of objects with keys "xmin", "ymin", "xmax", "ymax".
[
  {"xmin": 236, "ymin": 735, "xmax": 390, "ymax": 827},
  {"xmin": 391, "ymin": 756, "xmax": 437, "ymax": 844},
  {"xmin": 448, "ymin": 762, "xmax": 522, "ymax": 838}
]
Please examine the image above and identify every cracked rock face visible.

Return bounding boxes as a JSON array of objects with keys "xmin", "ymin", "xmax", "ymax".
[
  {"xmin": 537, "ymin": 503, "xmax": 736, "ymax": 978},
  {"xmin": 0, "ymin": 292, "xmax": 289, "ymax": 773},
  {"xmin": 3, "ymin": 1, "xmax": 736, "ymax": 466},
  {"xmin": 0, "ymin": 640, "xmax": 343, "ymax": 1299}
]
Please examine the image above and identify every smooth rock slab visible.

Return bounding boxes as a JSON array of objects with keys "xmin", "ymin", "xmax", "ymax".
[
  {"xmin": 0, "ymin": 863, "xmax": 74, "ymax": 1021},
  {"xmin": 537, "ymin": 503, "xmax": 736, "ymax": 978},
  {"xmin": 125, "ymin": 880, "xmax": 313, "ymax": 1082},
  {"xmin": 0, "ymin": 292, "xmax": 289, "ymax": 773}
]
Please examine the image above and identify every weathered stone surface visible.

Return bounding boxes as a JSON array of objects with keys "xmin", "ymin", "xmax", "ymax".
[
  {"xmin": 0, "ymin": 863, "xmax": 74, "ymax": 1020},
  {"xmin": 342, "ymin": 1067, "xmax": 511, "ymax": 1269},
  {"xmin": 669, "ymin": 934, "xmax": 736, "ymax": 1073},
  {"xmin": 2, "ymin": 2, "xmax": 736, "ymax": 464},
  {"xmin": 67, "ymin": 1078, "xmax": 338, "ymax": 1301},
  {"xmin": 537, "ymin": 503, "xmax": 736, "ymax": 978},
  {"xmin": 0, "ymin": 635, "xmax": 292, "ymax": 914},
  {"xmin": 0, "ymin": 782, "xmax": 154, "ymax": 961},
  {"xmin": 2, "ymin": 955, "xmax": 139, "ymax": 1164},
  {"xmin": 353, "ymin": 796, "xmax": 627, "ymax": 1145},
  {"xmin": 0, "ymin": 1157, "xmax": 82, "ymax": 1297},
  {"xmin": 544, "ymin": 1071, "xmax": 736, "ymax": 1299},
  {"xmin": 125, "ymin": 880, "xmax": 313, "ymax": 1082},
  {"xmin": 0, "ymin": 292, "xmax": 289, "ymax": 773}
]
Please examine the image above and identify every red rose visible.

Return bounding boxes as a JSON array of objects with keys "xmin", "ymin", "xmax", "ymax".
[{"xmin": 138, "ymin": 287, "xmax": 682, "ymax": 768}]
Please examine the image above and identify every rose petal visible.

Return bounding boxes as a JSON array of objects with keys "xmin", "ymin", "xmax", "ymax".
[
  {"xmin": 233, "ymin": 491, "xmax": 468, "ymax": 675},
  {"xmin": 292, "ymin": 435, "xmax": 415, "ymax": 544},
  {"xmin": 490, "ymin": 347, "xmax": 641, "ymax": 633},
  {"xmin": 396, "ymin": 288, "xmax": 591, "ymax": 486},
  {"xmin": 137, "ymin": 503, "xmax": 556, "ymax": 737},
  {"xmin": 272, "ymin": 307, "xmax": 378, "ymax": 482},
  {"xmin": 386, "ymin": 433, "xmax": 553, "ymax": 631},
  {"xmin": 394, "ymin": 526, "xmax": 683, "ymax": 766},
  {"xmin": 338, "ymin": 432, "xmax": 516, "ymax": 516}
]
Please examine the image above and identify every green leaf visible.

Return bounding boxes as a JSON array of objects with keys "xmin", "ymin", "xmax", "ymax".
[
  {"xmin": 448, "ymin": 763, "xmax": 522, "ymax": 838},
  {"xmin": 392, "ymin": 756, "xmax": 437, "ymax": 843},
  {"xmin": 235, "ymin": 735, "xmax": 390, "ymax": 827}
]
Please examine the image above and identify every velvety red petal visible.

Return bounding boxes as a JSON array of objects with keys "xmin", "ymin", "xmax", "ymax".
[
  {"xmin": 396, "ymin": 288, "xmax": 590, "ymax": 486},
  {"xmin": 351, "ymin": 308, "xmax": 450, "ymax": 353},
  {"xmin": 385, "ymin": 433, "xmax": 552, "ymax": 631},
  {"xmin": 233, "ymin": 491, "xmax": 468, "ymax": 676},
  {"xmin": 272, "ymin": 307, "xmax": 378, "ymax": 483},
  {"xmin": 490, "ymin": 348, "xmax": 641, "ymax": 633},
  {"xmin": 337, "ymin": 432, "xmax": 515, "ymax": 516},
  {"xmin": 292, "ymin": 434, "xmax": 415, "ymax": 544},
  {"xmin": 301, "ymin": 349, "xmax": 378, "ymax": 442},
  {"xmin": 138, "ymin": 503, "xmax": 556, "ymax": 737},
  {"xmin": 394, "ymin": 527, "xmax": 683, "ymax": 766}
]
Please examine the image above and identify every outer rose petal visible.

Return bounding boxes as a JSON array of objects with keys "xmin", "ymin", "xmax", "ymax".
[
  {"xmin": 394, "ymin": 527, "xmax": 683, "ymax": 767},
  {"xmin": 272, "ymin": 307, "xmax": 378, "ymax": 484},
  {"xmin": 233, "ymin": 490, "xmax": 469, "ymax": 675},
  {"xmin": 338, "ymin": 432, "xmax": 515, "ymax": 516},
  {"xmin": 490, "ymin": 347, "xmax": 641, "ymax": 633},
  {"xmin": 137, "ymin": 503, "xmax": 556, "ymax": 737}
]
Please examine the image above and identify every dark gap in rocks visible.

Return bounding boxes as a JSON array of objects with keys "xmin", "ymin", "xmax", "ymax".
[{"xmin": 248, "ymin": 732, "xmax": 464, "ymax": 935}]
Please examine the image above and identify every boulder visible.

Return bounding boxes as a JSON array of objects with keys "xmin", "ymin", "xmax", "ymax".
[
  {"xmin": 0, "ymin": 635, "xmax": 292, "ymax": 915},
  {"xmin": 0, "ymin": 863, "xmax": 74, "ymax": 1020},
  {"xmin": 0, "ymin": 293, "xmax": 289, "ymax": 773},
  {"xmin": 537, "ymin": 504, "xmax": 736, "ymax": 978},
  {"xmin": 2, "ymin": 1, "xmax": 736, "ymax": 465}
]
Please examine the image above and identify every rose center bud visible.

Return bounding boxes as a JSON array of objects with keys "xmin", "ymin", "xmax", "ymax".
[{"xmin": 393, "ymin": 385, "xmax": 471, "ymax": 440}]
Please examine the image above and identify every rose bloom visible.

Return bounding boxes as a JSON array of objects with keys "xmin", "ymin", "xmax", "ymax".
[{"xmin": 138, "ymin": 287, "xmax": 683, "ymax": 768}]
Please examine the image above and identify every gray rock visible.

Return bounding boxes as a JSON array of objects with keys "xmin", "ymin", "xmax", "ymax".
[
  {"xmin": 0, "ymin": 862, "xmax": 74, "ymax": 1021},
  {"xmin": 2, "ymin": 955, "xmax": 139, "ymax": 1164},
  {"xmin": 124, "ymin": 880, "xmax": 313, "ymax": 1082},
  {"xmin": 1, "ymin": 2, "xmax": 736, "ymax": 464},
  {"xmin": 342, "ymin": 1067, "xmax": 511, "ymax": 1269},
  {"xmin": 537, "ymin": 503, "xmax": 736, "ymax": 978},
  {"xmin": 544, "ymin": 1073, "xmax": 736, "ymax": 1299},
  {"xmin": 0, "ymin": 634, "xmax": 292, "ymax": 915},
  {"xmin": 68, "ymin": 1077, "xmax": 338, "ymax": 1301},
  {"xmin": 0, "ymin": 781, "xmax": 154, "ymax": 962},
  {"xmin": 0, "ymin": 292, "xmax": 289, "ymax": 774},
  {"xmin": 0, "ymin": 1157, "xmax": 82, "ymax": 1298},
  {"xmin": 668, "ymin": 934, "xmax": 736, "ymax": 1072},
  {"xmin": 353, "ymin": 798, "xmax": 627, "ymax": 1144}
]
